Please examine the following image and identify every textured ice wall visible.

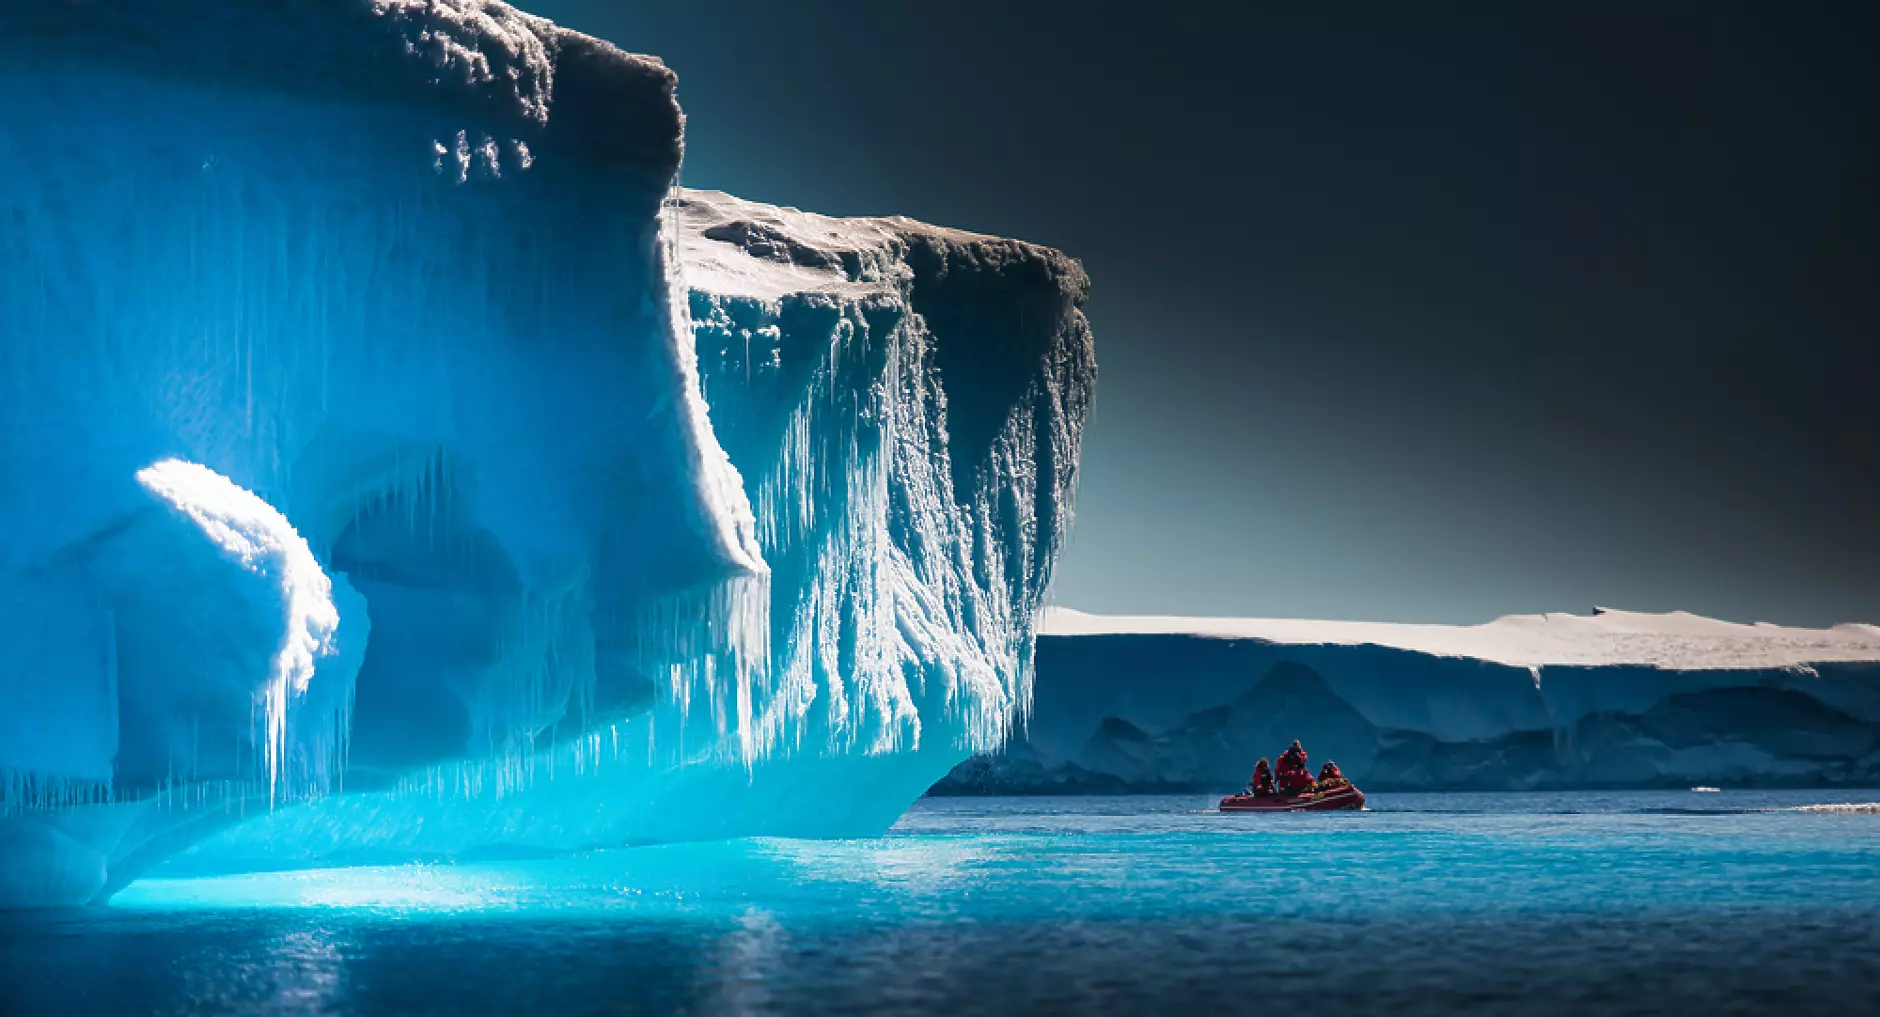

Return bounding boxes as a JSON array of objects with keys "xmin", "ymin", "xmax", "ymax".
[
  {"xmin": 680, "ymin": 190, "xmax": 1095, "ymax": 762},
  {"xmin": 0, "ymin": 2, "xmax": 1093, "ymax": 901},
  {"xmin": 935, "ymin": 616, "xmax": 1880, "ymax": 794}
]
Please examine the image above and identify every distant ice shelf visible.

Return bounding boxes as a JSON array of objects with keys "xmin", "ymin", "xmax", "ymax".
[
  {"xmin": 0, "ymin": 0, "xmax": 1093, "ymax": 906},
  {"xmin": 1041, "ymin": 606, "xmax": 1880, "ymax": 671},
  {"xmin": 932, "ymin": 609, "xmax": 1880, "ymax": 796}
]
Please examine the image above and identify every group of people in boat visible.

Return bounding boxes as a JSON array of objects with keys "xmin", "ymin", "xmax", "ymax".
[{"xmin": 1246, "ymin": 739, "xmax": 1352, "ymax": 799}]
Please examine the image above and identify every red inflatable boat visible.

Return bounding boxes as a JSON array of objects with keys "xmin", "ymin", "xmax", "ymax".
[{"xmin": 1219, "ymin": 784, "xmax": 1366, "ymax": 812}]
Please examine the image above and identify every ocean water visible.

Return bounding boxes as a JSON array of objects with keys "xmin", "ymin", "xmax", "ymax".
[{"xmin": 5, "ymin": 791, "xmax": 1879, "ymax": 1016}]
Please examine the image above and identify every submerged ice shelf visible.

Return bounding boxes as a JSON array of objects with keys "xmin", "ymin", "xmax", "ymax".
[
  {"xmin": 935, "ymin": 608, "xmax": 1880, "ymax": 795},
  {"xmin": 0, "ymin": 1, "xmax": 1094, "ymax": 906}
]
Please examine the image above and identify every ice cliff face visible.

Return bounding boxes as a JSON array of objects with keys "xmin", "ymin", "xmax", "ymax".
[
  {"xmin": 933, "ymin": 609, "xmax": 1880, "ymax": 794},
  {"xmin": 0, "ymin": 1, "xmax": 1093, "ymax": 906},
  {"xmin": 680, "ymin": 190, "xmax": 1092, "ymax": 761}
]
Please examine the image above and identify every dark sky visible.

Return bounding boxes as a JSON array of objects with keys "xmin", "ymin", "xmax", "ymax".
[{"xmin": 529, "ymin": 1, "xmax": 1879, "ymax": 626}]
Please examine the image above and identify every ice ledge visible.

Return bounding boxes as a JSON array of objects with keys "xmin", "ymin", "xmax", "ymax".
[{"xmin": 677, "ymin": 188, "xmax": 1090, "ymax": 306}]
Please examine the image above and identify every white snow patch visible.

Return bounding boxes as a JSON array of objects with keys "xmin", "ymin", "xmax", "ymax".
[
  {"xmin": 676, "ymin": 189, "xmax": 1012, "ymax": 303},
  {"xmin": 136, "ymin": 460, "xmax": 342, "ymax": 802}
]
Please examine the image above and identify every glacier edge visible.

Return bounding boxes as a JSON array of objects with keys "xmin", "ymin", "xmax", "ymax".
[
  {"xmin": 0, "ymin": 0, "xmax": 1094, "ymax": 905},
  {"xmin": 935, "ymin": 609, "xmax": 1880, "ymax": 795}
]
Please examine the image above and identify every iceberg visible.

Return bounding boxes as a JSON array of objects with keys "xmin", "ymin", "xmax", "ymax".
[
  {"xmin": 0, "ymin": 1, "xmax": 1093, "ymax": 906},
  {"xmin": 933, "ymin": 608, "xmax": 1880, "ymax": 794}
]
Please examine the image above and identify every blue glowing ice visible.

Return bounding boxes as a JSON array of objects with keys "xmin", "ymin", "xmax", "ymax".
[{"xmin": 0, "ymin": 1, "xmax": 1094, "ymax": 906}]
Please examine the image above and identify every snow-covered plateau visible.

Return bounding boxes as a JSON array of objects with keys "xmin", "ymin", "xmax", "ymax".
[
  {"xmin": 0, "ymin": 0, "xmax": 1094, "ymax": 906},
  {"xmin": 932, "ymin": 608, "xmax": 1880, "ymax": 795}
]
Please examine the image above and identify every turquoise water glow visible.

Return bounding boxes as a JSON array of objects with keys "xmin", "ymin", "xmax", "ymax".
[{"xmin": 6, "ymin": 792, "xmax": 1880, "ymax": 1015}]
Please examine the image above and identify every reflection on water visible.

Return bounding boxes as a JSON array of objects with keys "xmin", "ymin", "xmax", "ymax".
[
  {"xmin": 3, "ymin": 791, "xmax": 1878, "ymax": 1016},
  {"xmin": 705, "ymin": 910, "xmax": 787, "ymax": 1017},
  {"xmin": 255, "ymin": 929, "xmax": 348, "ymax": 1013}
]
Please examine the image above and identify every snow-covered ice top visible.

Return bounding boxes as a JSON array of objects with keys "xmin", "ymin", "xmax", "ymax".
[
  {"xmin": 1041, "ymin": 606, "xmax": 1880, "ymax": 671},
  {"xmin": 677, "ymin": 188, "xmax": 1090, "ymax": 305}
]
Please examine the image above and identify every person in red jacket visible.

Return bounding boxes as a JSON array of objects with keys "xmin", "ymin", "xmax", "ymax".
[
  {"xmin": 1247, "ymin": 757, "xmax": 1276, "ymax": 797},
  {"xmin": 1316, "ymin": 761, "xmax": 1350, "ymax": 793},
  {"xmin": 1275, "ymin": 739, "xmax": 1316, "ymax": 795}
]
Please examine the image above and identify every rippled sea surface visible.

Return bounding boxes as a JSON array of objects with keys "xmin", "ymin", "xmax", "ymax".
[{"xmin": 5, "ymin": 791, "xmax": 1880, "ymax": 1016}]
